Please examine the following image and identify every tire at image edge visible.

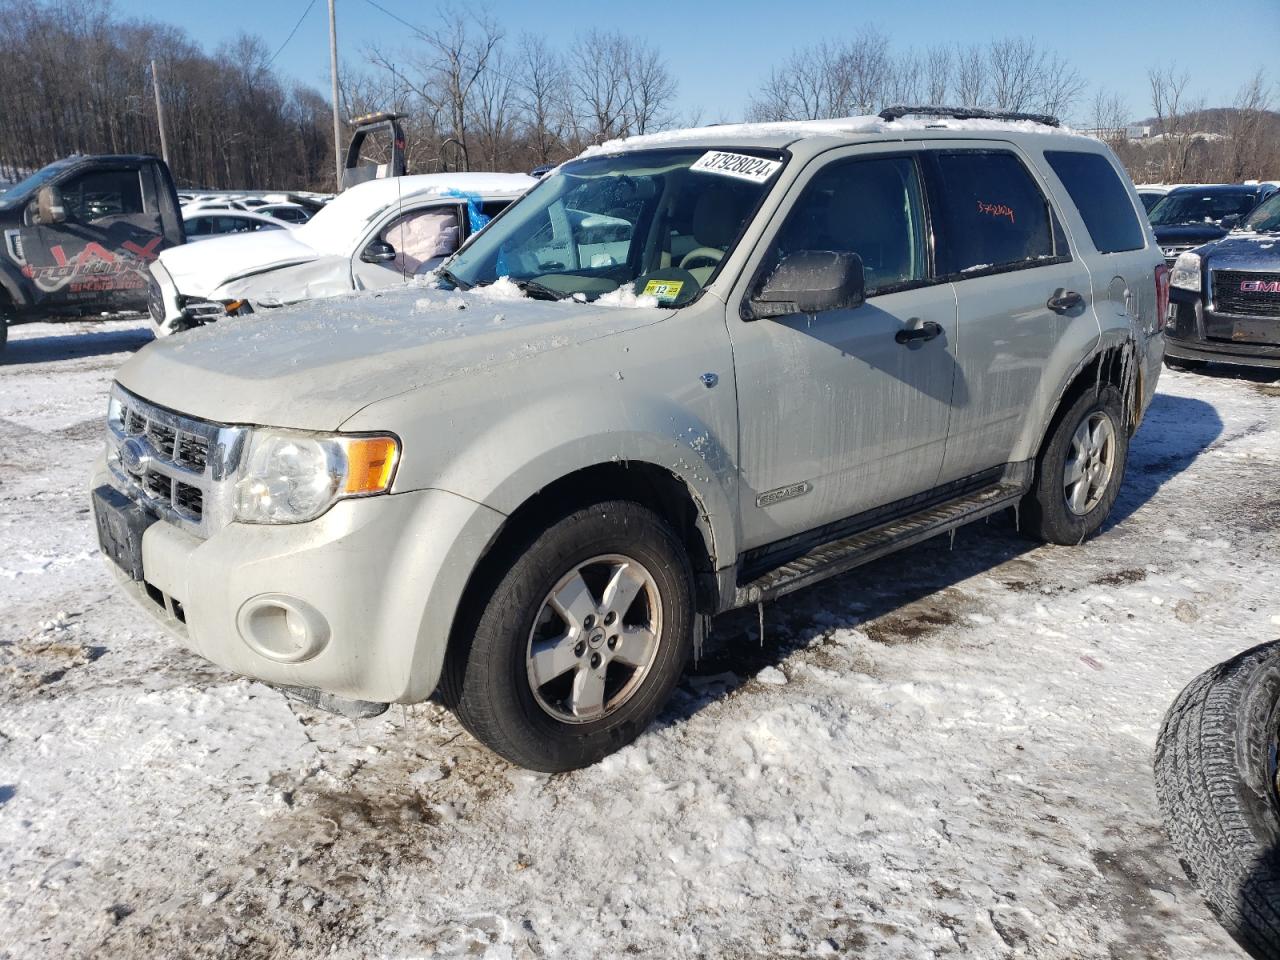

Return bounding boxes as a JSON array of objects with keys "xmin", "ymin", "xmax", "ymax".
[{"xmin": 1154, "ymin": 641, "xmax": 1280, "ymax": 960}]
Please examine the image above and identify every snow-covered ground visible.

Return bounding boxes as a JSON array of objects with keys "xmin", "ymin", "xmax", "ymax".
[{"xmin": 1, "ymin": 318, "xmax": 1278, "ymax": 959}]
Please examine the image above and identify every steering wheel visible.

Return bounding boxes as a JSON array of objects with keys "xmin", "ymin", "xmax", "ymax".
[{"xmin": 679, "ymin": 246, "xmax": 725, "ymax": 271}]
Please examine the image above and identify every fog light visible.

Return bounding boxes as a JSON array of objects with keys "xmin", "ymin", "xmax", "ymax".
[{"xmin": 236, "ymin": 594, "xmax": 330, "ymax": 663}]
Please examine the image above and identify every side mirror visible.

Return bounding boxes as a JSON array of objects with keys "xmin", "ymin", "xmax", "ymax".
[
  {"xmin": 360, "ymin": 240, "xmax": 397, "ymax": 264},
  {"xmin": 36, "ymin": 184, "xmax": 66, "ymax": 225},
  {"xmin": 1219, "ymin": 213, "xmax": 1242, "ymax": 229},
  {"xmin": 750, "ymin": 251, "xmax": 865, "ymax": 319}
]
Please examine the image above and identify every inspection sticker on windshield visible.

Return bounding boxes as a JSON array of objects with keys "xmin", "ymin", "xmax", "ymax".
[
  {"xmin": 691, "ymin": 151, "xmax": 782, "ymax": 183},
  {"xmin": 642, "ymin": 279, "xmax": 684, "ymax": 301}
]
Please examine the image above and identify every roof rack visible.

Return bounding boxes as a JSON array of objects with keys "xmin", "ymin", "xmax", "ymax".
[{"xmin": 878, "ymin": 105, "xmax": 1060, "ymax": 128}]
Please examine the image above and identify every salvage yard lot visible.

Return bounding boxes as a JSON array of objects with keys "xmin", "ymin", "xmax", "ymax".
[{"xmin": 1, "ymin": 319, "xmax": 1278, "ymax": 959}]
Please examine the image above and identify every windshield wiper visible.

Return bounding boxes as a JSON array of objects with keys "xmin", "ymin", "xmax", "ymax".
[
  {"xmin": 512, "ymin": 278, "xmax": 569, "ymax": 301},
  {"xmin": 436, "ymin": 266, "xmax": 471, "ymax": 291}
]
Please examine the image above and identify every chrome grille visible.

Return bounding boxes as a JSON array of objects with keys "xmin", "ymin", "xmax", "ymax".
[
  {"xmin": 106, "ymin": 385, "xmax": 246, "ymax": 537},
  {"xmin": 1212, "ymin": 269, "xmax": 1280, "ymax": 319}
]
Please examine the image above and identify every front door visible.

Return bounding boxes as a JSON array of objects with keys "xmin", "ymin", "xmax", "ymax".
[
  {"xmin": 18, "ymin": 166, "xmax": 165, "ymax": 314},
  {"xmin": 728, "ymin": 150, "xmax": 958, "ymax": 551}
]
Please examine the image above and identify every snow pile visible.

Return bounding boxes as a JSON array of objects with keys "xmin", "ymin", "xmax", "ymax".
[{"xmin": 0, "ymin": 319, "xmax": 1277, "ymax": 958}]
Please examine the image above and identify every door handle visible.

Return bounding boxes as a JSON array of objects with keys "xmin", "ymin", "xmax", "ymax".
[
  {"xmin": 1047, "ymin": 289, "xmax": 1085, "ymax": 314},
  {"xmin": 895, "ymin": 320, "xmax": 943, "ymax": 345}
]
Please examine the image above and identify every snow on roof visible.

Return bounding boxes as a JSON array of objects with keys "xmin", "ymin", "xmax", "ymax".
[
  {"xmin": 294, "ymin": 172, "xmax": 536, "ymax": 257},
  {"xmin": 585, "ymin": 114, "xmax": 1086, "ymax": 156}
]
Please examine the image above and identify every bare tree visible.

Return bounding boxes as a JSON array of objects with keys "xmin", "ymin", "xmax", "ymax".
[
  {"xmin": 953, "ymin": 44, "xmax": 987, "ymax": 108},
  {"xmin": 622, "ymin": 40, "xmax": 677, "ymax": 135},
  {"xmin": 1089, "ymin": 87, "xmax": 1131, "ymax": 145},
  {"xmin": 1220, "ymin": 70, "xmax": 1273, "ymax": 181},
  {"xmin": 922, "ymin": 45, "xmax": 953, "ymax": 104},
  {"xmin": 515, "ymin": 35, "xmax": 568, "ymax": 164},
  {"xmin": 1148, "ymin": 64, "xmax": 1206, "ymax": 181},
  {"xmin": 567, "ymin": 29, "xmax": 631, "ymax": 142}
]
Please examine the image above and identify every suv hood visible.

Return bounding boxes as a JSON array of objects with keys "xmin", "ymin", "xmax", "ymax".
[
  {"xmin": 116, "ymin": 282, "xmax": 673, "ymax": 431},
  {"xmin": 1154, "ymin": 223, "xmax": 1229, "ymax": 246},
  {"xmin": 158, "ymin": 229, "xmax": 321, "ymax": 297}
]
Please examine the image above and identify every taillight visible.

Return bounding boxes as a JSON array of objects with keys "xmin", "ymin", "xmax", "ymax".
[{"xmin": 1155, "ymin": 263, "xmax": 1171, "ymax": 331}]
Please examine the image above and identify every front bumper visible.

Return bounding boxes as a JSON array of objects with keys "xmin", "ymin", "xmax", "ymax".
[
  {"xmin": 92, "ymin": 462, "xmax": 506, "ymax": 703},
  {"xmin": 1166, "ymin": 296, "xmax": 1280, "ymax": 369}
]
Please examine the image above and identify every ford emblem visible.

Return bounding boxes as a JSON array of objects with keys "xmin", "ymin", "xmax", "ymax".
[{"xmin": 120, "ymin": 437, "xmax": 149, "ymax": 475}]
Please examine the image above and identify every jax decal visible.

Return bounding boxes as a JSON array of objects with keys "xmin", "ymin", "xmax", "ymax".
[{"xmin": 21, "ymin": 237, "xmax": 162, "ymax": 294}]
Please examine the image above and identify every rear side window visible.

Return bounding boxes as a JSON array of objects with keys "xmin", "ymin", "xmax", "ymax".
[
  {"xmin": 1044, "ymin": 151, "xmax": 1145, "ymax": 254},
  {"xmin": 929, "ymin": 151, "xmax": 1061, "ymax": 276}
]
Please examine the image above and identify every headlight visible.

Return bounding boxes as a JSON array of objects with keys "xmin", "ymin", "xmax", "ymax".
[
  {"xmin": 1170, "ymin": 251, "xmax": 1202, "ymax": 292},
  {"xmin": 234, "ymin": 430, "xmax": 399, "ymax": 524}
]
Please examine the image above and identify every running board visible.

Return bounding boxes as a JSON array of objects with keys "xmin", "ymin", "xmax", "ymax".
[{"xmin": 734, "ymin": 482, "xmax": 1025, "ymax": 606}]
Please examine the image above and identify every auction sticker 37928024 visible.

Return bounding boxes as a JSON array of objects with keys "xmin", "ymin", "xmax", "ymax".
[{"xmin": 690, "ymin": 151, "xmax": 783, "ymax": 184}]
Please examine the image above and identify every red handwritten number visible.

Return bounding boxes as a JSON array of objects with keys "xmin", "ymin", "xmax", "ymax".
[{"xmin": 976, "ymin": 200, "xmax": 1015, "ymax": 224}]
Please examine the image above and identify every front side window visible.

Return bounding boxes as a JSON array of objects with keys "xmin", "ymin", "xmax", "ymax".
[
  {"xmin": 930, "ymin": 151, "xmax": 1061, "ymax": 276},
  {"xmin": 445, "ymin": 148, "xmax": 784, "ymax": 305},
  {"xmin": 60, "ymin": 169, "xmax": 145, "ymax": 223},
  {"xmin": 759, "ymin": 155, "xmax": 928, "ymax": 297},
  {"xmin": 379, "ymin": 207, "xmax": 460, "ymax": 274},
  {"xmin": 1044, "ymin": 150, "xmax": 1145, "ymax": 254}
]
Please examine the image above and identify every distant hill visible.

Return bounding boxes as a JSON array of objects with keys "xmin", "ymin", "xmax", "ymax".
[{"xmin": 1133, "ymin": 107, "xmax": 1280, "ymax": 138}]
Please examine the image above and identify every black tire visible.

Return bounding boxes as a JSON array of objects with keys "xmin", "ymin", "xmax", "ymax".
[
  {"xmin": 1154, "ymin": 641, "xmax": 1280, "ymax": 960},
  {"xmin": 445, "ymin": 500, "xmax": 694, "ymax": 772},
  {"xmin": 1165, "ymin": 356, "xmax": 1207, "ymax": 373},
  {"xmin": 1021, "ymin": 383, "xmax": 1129, "ymax": 545}
]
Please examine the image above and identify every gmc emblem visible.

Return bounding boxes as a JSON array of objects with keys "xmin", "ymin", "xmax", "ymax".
[{"xmin": 1241, "ymin": 279, "xmax": 1280, "ymax": 293}]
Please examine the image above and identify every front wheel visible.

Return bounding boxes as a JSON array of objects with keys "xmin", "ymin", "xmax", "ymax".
[
  {"xmin": 446, "ymin": 500, "xmax": 694, "ymax": 772},
  {"xmin": 1021, "ymin": 384, "xmax": 1129, "ymax": 545}
]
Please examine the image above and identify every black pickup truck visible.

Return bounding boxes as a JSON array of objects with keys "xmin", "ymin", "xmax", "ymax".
[
  {"xmin": 0, "ymin": 154, "xmax": 184, "ymax": 354},
  {"xmin": 1166, "ymin": 190, "xmax": 1280, "ymax": 371}
]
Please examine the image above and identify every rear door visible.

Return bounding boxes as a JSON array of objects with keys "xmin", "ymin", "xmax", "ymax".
[
  {"xmin": 922, "ymin": 144, "xmax": 1096, "ymax": 485},
  {"xmin": 18, "ymin": 164, "xmax": 167, "ymax": 313},
  {"xmin": 727, "ymin": 146, "xmax": 958, "ymax": 550}
]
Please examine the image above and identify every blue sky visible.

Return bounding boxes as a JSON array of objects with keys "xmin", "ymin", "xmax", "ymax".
[{"xmin": 118, "ymin": 0, "xmax": 1276, "ymax": 123}]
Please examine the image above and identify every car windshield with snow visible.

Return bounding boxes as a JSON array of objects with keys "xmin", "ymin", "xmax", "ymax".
[
  {"xmin": 93, "ymin": 108, "xmax": 1167, "ymax": 772},
  {"xmin": 444, "ymin": 148, "xmax": 784, "ymax": 306}
]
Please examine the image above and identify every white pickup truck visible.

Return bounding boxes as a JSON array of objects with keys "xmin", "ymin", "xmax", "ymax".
[{"xmin": 147, "ymin": 172, "xmax": 534, "ymax": 334}]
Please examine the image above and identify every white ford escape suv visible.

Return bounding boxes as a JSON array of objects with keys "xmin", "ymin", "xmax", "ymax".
[{"xmin": 92, "ymin": 107, "xmax": 1167, "ymax": 771}]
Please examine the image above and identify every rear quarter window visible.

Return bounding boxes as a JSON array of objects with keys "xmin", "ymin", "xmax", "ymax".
[
  {"xmin": 1044, "ymin": 150, "xmax": 1145, "ymax": 254},
  {"xmin": 929, "ymin": 151, "xmax": 1063, "ymax": 277}
]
